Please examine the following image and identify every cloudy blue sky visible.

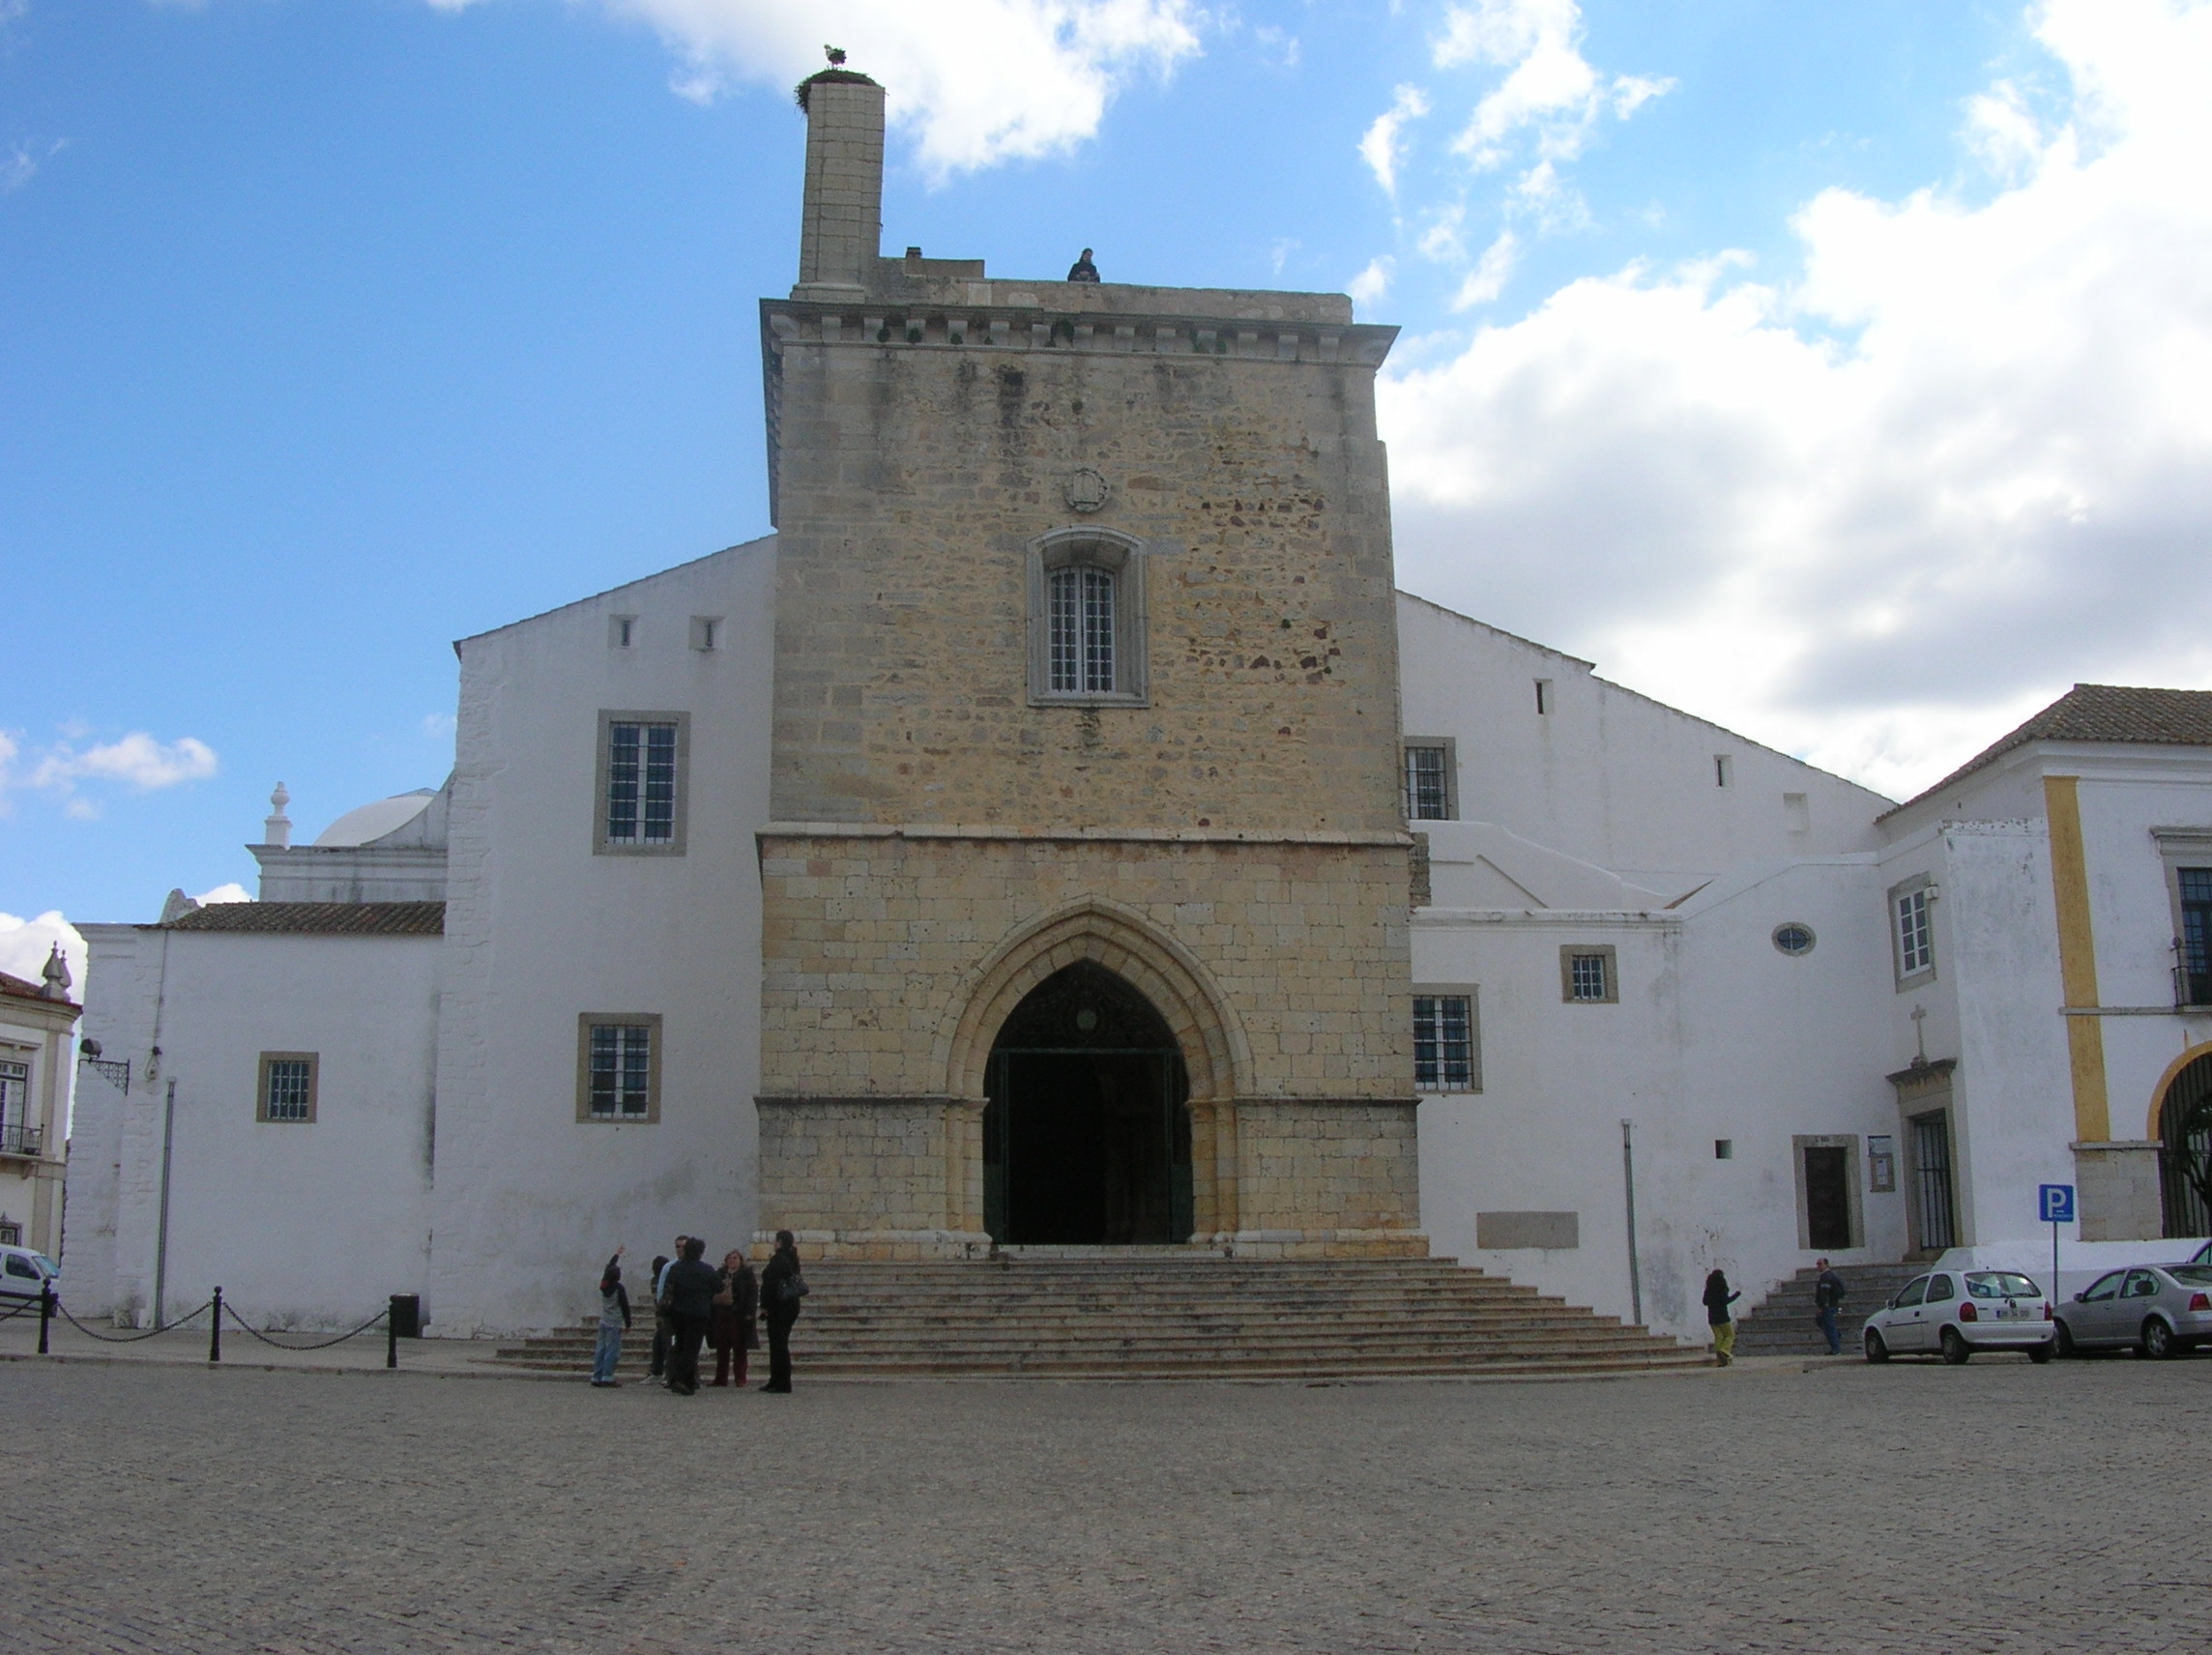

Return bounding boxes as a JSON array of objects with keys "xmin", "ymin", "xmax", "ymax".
[{"xmin": 5, "ymin": 0, "xmax": 2210, "ymax": 976}]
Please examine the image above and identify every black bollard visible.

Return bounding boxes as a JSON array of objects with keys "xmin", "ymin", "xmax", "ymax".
[
  {"xmin": 387, "ymin": 1296, "xmax": 399, "ymax": 1369},
  {"xmin": 210, "ymin": 1286, "xmax": 222, "ymax": 1363},
  {"xmin": 38, "ymin": 1282, "xmax": 52, "ymax": 1355}
]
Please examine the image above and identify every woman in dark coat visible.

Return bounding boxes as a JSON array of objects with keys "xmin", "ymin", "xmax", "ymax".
[
  {"xmin": 759, "ymin": 1230, "xmax": 804, "ymax": 1393},
  {"xmin": 710, "ymin": 1248, "xmax": 759, "ymax": 1388},
  {"xmin": 1703, "ymin": 1268, "xmax": 1741, "ymax": 1366}
]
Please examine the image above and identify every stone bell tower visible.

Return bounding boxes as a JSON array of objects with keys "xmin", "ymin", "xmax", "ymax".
[{"xmin": 753, "ymin": 66, "xmax": 1424, "ymax": 1260}]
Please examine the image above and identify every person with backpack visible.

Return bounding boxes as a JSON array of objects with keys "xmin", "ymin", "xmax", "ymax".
[
  {"xmin": 1703, "ymin": 1268, "xmax": 1741, "ymax": 1366},
  {"xmin": 1814, "ymin": 1259, "xmax": 1849, "ymax": 1355},
  {"xmin": 591, "ymin": 1246, "xmax": 631, "ymax": 1387},
  {"xmin": 759, "ymin": 1229, "xmax": 807, "ymax": 1393}
]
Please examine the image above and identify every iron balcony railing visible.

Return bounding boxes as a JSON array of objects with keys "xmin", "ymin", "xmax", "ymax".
[{"xmin": 0, "ymin": 1121, "xmax": 44, "ymax": 1158}]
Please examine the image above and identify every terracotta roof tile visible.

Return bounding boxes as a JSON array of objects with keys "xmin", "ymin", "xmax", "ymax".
[
  {"xmin": 1890, "ymin": 684, "xmax": 2212, "ymax": 817},
  {"xmin": 0, "ymin": 970, "xmax": 78, "ymax": 1012},
  {"xmin": 163, "ymin": 902, "xmax": 445, "ymax": 936}
]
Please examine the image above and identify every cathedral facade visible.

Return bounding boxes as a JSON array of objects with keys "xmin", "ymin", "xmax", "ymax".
[{"xmin": 64, "ymin": 73, "xmax": 2212, "ymax": 1342}]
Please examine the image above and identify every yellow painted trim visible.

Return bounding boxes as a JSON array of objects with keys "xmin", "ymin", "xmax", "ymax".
[
  {"xmin": 2044, "ymin": 774, "xmax": 2110, "ymax": 1142},
  {"xmin": 2143, "ymin": 1039, "xmax": 2212, "ymax": 1141}
]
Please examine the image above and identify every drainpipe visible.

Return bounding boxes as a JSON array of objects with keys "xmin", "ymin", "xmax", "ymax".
[
  {"xmin": 1621, "ymin": 1118, "xmax": 1644, "ymax": 1328},
  {"xmin": 153, "ymin": 1079, "xmax": 176, "ymax": 1328}
]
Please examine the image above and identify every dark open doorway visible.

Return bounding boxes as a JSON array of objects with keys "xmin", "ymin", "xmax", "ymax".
[
  {"xmin": 983, "ymin": 962, "xmax": 1193, "ymax": 1245},
  {"xmin": 1802, "ymin": 1145, "xmax": 1852, "ymax": 1250}
]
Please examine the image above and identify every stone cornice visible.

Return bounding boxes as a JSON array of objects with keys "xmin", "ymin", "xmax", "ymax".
[
  {"xmin": 759, "ymin": 821, "xmax": 1413, "ymax": 847},
  {"xmin": 761, "ymin": 297, "xmax": 1398, "ymax": 367}
]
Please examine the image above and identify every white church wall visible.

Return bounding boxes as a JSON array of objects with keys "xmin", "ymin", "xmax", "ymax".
[
  {"xmin": 1396, "ymin": 595, "xmax": 1890, "ymax": 892},
  {"xmin": 1414, "ymin": 857, "xmax": 1906, "ymax": 1341},
  {"xmin": 68, "ymin": 923, "xmax": 160, "ymax": 1316},
  {"xmin": 87, "ymin": 930, "xmax": 439, "ymax": 1327},
  {"xmin": 426, "ymin": 537, "xmax": 776, "ymax": 1335}
]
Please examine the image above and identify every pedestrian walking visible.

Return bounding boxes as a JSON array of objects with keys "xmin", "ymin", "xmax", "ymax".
[
  {"xmin": 1703, "ymin": 1268, "xmax": 1741, "ymax": 1366},
  {"xmin": 711, "ymin": 1247, "xmax": 759, "ymax": 1388},
  {"xmin": 591, "ymin": 1246, "xmax": 631, "ymax": 1387},
  {"xmin": 759, "ymin": 1229, "xmax": 807, "ymax": 1393},
  {"xmin": 648, "ymin": 1236, "xmax": 684, "ymax": 1380},
  {"xmin": 1813, "ymin": 1258, "xmax": 1848, "ymax": 1355},
  {"xmin": 661, "ymin": 1236, "xmax": 720, "ymax": 1396}
]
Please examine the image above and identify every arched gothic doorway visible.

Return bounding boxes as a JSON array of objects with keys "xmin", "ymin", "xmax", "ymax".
[
  {"xmin": 2158, "ymin": 1051, "xmax": 2212, "ymax": 1237},
  {"xmin": 983, "ymin": 961, "xmax": 1194, "ymax": 1245}
]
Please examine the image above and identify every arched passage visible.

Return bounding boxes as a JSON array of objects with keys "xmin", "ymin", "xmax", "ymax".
[
  {"xmin": 983, "ymin": 962, "xmax": 1193, "ymax": 1245},
  {"xmin": 2157, "ymin": 1050, "xmax": 2212, "ymax": 1237}
]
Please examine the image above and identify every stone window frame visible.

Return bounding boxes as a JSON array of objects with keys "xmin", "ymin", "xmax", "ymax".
[
  {"xmin": 256, "ymin": 1052, "xmax": 319, "ymax": 1124},
  {"xmin": 1025, "ymin": 526, "xmax": 1150, "ymax": 709},
  {"xmin": 2152, "ymin": 830, "xmax": 2212, "ymax": 1006},
  {"xmin": 1401, "ymin": 738, "xmax": 1459, "ymax": 822},
  {"xmin": 1889, "ymin": 872, "xmax": 1936, "ymax": 989},
  {"xmin": 1559, "ymin": 944, "xmax": 1618, "ymax": 1004},
  {"xmin": 1411, "ymin": 983, "xmax": 1482, "ymax": 1093},
  {"xmin": 575, "ymin": 1013, "xmax": 663, "ymax": 1124},
  {"xmin": 594, "ymin": 711, "xmax": 691, "ymax": 857}
]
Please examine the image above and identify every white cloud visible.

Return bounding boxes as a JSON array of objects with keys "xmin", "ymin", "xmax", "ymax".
[
  {"xmin": 33, "ymin": 734, "xmax": 218, "ymax": 791},
  {"xmin": 1347, "ymin": 256, "xmax": 1395, "ymax": 310},
  {"xmin": 192, "ymin": 882, "xmax": 252, "ymax": 906},
  {"xmin": 1359, "ymin": 84, "xmax": 1432, "ymax": 199},
  {"xmin": 1435, "ymin": 0, "xmax": 1671, "ymax": 173},
  {"xmin": 477, "ymin": 1, "xmax": 1202, "ymax": 177},
  {"xmin": 0, "ymin": 910, "xmax": 83, "ymax": 1000},
  {"xmin": 1382, "ymin": 0, "xmax": 2212, "ymax": 800},
  {"xmin": 1449, "ymin": 228, "xmax": 1519, "ymax": 308},
  {"xmin": 2, "ymin": 138, "xmax": 64, "ymax": 196}
]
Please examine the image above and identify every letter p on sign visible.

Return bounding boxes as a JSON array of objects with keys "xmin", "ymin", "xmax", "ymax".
[{"xmin": 2039, "ymin": 1183, "xmax": 2076, "ymax": 1224}]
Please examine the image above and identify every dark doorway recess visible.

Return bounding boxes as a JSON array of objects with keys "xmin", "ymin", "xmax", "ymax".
[
  {"xmin": 2158, "ymin": 1052, "xmax": 2212, "ymax": 1238},
  {"xmin": 1803, "ymin": 1145, "xmax": 1852, "ymax": 1250},
  {"xmin": 984, "ymin": 962, "xmax": 1193, "ymax": 1245}
]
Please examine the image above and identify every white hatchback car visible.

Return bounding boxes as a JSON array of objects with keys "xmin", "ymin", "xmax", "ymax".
[
  {"xmin": 1863, "ymin": 1268, "xmax": 2055, "ymax": 1364},
  {"xmin": 0, "ymin": 1243, "xmax": 59, "ymax": 1303}
]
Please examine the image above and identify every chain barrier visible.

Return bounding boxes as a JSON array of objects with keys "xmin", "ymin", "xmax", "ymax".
[
  {"xmin": 220, "ymin": 1298, "xmax": 390, "ymax": 1351},
  {"xmin": 55, "ymin": 1296, "xmax": 213, "ymax": 1343},
  {"xmin": 21, "ymin": 1287, "xmax": 408, "ymax": 1368}
]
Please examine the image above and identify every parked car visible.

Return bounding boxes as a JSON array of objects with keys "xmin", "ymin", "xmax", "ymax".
[
  {"xmin": 1863, "ymin": 1269, "xmax": 2055, "ymax": 1364},
  {"xmin": 0, "ymin": 1243, "xmax": 59, "ymax": 1302},
  {"xmin": 2191, "ymin": 1241, "xmax": 2212, "ymax": 1265},
  {"xmin": 2052, "ymin": 1263, "xmax": 2212, "ymax": 1359}
]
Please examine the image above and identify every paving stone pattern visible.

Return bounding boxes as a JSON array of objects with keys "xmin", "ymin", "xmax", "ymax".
[{"xmin": 5, "ymin": 1354, "xmax": 2210, "ymax": 1653}]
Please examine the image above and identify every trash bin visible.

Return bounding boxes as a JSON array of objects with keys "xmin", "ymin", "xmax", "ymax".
[{"xmin": 389, "ymin": 1294, "xmax": 422, "ymax": 1339}]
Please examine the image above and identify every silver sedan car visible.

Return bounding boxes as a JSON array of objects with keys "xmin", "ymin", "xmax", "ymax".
[{"xmin": 2053, "ymin": 1263, "xmax": 2212, "ymax": 1359}]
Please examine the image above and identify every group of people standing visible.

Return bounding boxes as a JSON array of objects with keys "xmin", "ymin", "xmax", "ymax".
[{"xmin": 591, "ymin": 1229, "xmax": 806, "ymax": 1394}]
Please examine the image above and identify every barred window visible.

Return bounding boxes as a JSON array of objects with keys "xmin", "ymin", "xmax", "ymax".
[
  {"xmin": 606, "ymin": 721, "xmax": 678, "ymax": 844},
  {"xmin": 256, "ymin": 1053, "xmax": 317, "ymax": 1123},
  {"xmin": 2180, "ymin": 868, "xmax": 2212, "ymax": 1005},
  {"xmin": 578, "ymin": 1015, "xmax": 661, "ymax": 1122},
  {"xmin": 1896, "ymin": 886, "xmax": 1934, "ymax": 977},
  {"xmin": 1560, "ymin": 946, "xmax": 1617, "ymax": 1004},
  {"xmin": 1413, "ymin": 994, "xmax": 1478, "ymax": 1091},
  {"xmin": 1049, "ymin": 566, "xmax": 1118, "ymax": 693},
  {"xmin": 1404, "ymin": 744, "xmax": 1449, "ymax": 820},
  {"xmin": 597, "ymin": 712, "xmax": 687, "ymax": 855}
]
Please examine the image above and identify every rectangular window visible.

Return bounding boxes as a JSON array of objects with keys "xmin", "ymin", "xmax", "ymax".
[
  {"xmin": 256, "ymin": 1053, "xmax": 318, "ymax": 1123},
  {"xmin": 1534, "ymin": 679, "xmax": 1552, "ymax": 714},
  {"xmin": 1048, "ymin": 566, "xmax": 1117, "ymax": 693},
  {"xmin": 1560, "ymin": 944, "xmax": 1618, "ymax": 1003},
  {"xmin": 2180, "ymin": 867, "xmax": 2212, "ymax": 1005},
  {"xmin": 0, "ymin": 1059, "xmax": 28, "ymax": 1154},
  {"xmin": 1412, "ymin": 992, "xmax": 1478, "ymax": 1091},
  {"xmin": 577, "ymin": 1014, "xmax": 662, "ymax": 1122},
  {"xmin": 596, "ymin": 712, "xmax": 688, "ymax": 855},
  {"xmin": 1401, "ymin": 739, "xmax": 1457, "ymax": 821},
  {"xmin": 1896, "ymin": 886, "xmax": 1934, "ymax": 979}
]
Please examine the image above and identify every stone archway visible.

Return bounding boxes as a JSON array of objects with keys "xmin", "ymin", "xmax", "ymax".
[
  {"xmin": 938, "ymin": 899, "xmax": 1251, "ymax": 1240},
  {"xmin": 2155, "ymin": 1047, "xmax": 2212, "ymax": 1237}
]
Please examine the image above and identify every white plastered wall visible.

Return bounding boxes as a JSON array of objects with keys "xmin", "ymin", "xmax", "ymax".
[{"xmin": 426, "ymin": 537, "xmax": 776, "ymax": 1335}]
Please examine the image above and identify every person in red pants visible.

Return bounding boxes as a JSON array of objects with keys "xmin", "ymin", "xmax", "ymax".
[{"xmin": 710, "ymin": 1247, "xmax": 758, "ymax": 1387}]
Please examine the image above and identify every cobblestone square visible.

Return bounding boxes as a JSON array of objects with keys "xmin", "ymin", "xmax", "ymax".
[{"xmin": 3, "ymin": 1355, "xmax": 2208, "ymax": 1653}]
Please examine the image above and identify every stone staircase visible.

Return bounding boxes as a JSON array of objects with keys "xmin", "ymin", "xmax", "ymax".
[
  {"xmin": 491, "ymin": 1255, "xmax": 1704, "ymax": 1381},
  {"xmin": 1731, "ymin": 1262, "xmax": 1923, "ymax": 1357}
]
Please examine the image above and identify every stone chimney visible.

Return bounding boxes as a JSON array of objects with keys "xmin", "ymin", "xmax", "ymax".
[{"xmin": 794, "ymin": 67, "xmax": 884, "ymax": 301}]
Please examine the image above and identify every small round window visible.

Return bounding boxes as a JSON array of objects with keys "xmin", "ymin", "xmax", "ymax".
[{"xmin": 1772, "ymin": 922, "xmax": 1816, "ymax": 957}]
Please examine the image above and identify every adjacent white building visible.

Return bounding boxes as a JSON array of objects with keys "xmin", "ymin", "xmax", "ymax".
[{"xmin": 1, "ymin": 949, "xmax": 78, "ymax": 1264}]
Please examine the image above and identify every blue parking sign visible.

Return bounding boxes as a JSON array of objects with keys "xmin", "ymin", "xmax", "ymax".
[{"xmin": 2039, "ymin": 1183, "xmax": 2076, "ymax": 1224}]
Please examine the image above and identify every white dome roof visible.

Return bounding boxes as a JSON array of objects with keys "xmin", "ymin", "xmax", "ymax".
[{"xmin": 314, "ymin": 790, "xmax": 436, "ymax": 848}]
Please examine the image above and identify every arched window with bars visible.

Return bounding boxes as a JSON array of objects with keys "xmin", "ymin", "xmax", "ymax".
[{"xmin": 1027, "ymin": 528, "xmax": 1150, "ymax": 706}]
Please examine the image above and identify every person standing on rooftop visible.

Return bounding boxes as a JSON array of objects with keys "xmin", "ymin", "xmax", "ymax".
[{"xmin": 1066, "ymin": 247, "xmax": 1099, "ymax": 282}]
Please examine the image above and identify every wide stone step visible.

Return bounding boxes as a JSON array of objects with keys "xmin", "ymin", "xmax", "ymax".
[{"xmin": 493, "ymin": 1258, "xmax": 1699, "ymax": 1380}]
